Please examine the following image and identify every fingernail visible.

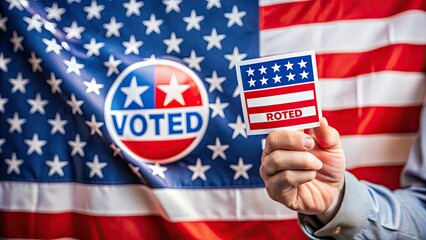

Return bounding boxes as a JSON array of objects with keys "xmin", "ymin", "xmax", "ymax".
[
  {"xmin": 303, "ymin": 137, "xmax": 314, "ymax": 149},
  {"xmin": 315, "ymin": 158, "xmax": 323, "ymax": 169}
]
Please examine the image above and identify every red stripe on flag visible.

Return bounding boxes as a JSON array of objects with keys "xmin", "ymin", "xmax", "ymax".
[
  {"xmin": 324, "ymin": 106, "xmax": 421, "ymax": 135},
  {"xmin": 244, "ymin": 82, "xmax": 315, "ymax": 99},
  {"xmin": 0, "ymin": 212, "xmax": 308, "ymax": 240},
  {"xmin": 349, "ymin": 165, "xmax": 404, "ymax": 191},
  {"xmin": 247, "ymin": 99, "xmax": 317, "ymax": 114},
  {"xmin": 250, "ymin": 115, "xmax": 319, "ymax": 130},
  {"xmin": 260, "ymin": 0, "xmax": 425, "ymax": 30}
]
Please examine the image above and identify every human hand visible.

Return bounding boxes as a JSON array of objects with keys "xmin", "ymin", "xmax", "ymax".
[{"xmin": 260, "ymin": 118, "xmax": 346, "ymax": 222}]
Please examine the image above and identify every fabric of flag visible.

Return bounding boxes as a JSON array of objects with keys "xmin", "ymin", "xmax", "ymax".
[
  {"xmin": 0, "ymin": 0, "xmax": 425, "ymax": 239},
  {"xmin": 236, "ymin": 51, "xmax": 321, "ymax": 134}
]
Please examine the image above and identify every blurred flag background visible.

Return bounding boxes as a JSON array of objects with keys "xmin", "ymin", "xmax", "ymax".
[{"xmin": 0, "ymin": 0, "xmax": 425, "ymax": 239}]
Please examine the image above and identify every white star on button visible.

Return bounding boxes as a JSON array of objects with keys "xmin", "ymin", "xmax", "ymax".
[
  {"xmin": 121, "ymin": 76, "xmax": 149, "ymax": 108},
  {"xmin": 157, "ymin": 74, "xmax": 190, "ymax": 106}
]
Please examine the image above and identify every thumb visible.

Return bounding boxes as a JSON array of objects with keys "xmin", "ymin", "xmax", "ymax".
[{"xmin": 313, "ymin": 118, "xmax": 342, "ymax": 150}]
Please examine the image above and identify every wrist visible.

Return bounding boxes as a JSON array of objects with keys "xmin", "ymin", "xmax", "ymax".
[{"xmin": 317, "ymin": 182, "xmax": 345, "ymax": 224}]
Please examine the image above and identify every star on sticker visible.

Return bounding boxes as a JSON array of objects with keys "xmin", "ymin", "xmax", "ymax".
[
  {"xmin": 203, "ymin": 28, "xmax": 225, "ymax": 50},
  {"xmin": 46, "ymin": 155, "xmax": 68, "ymax": 177},
  {"xmin": 24, "ymin": 134, "xmax": 47, "ymax": 155},
  {"xmin": 85, "ymin": 114, "xmax": 104, "ymax": 136},
  {"xmin": 64, "ymin": 21, "xmax": 85, "ymax": 40},
  {"xmin": 27, "ymin": 93, "xmax": 48, "ymax": 114},
  {"xmin": 183, "ymin": 50, "xmax": 204, "ymax": 71},
  {"xmin": 272, "ymin": 63, "xmax": 281, "ymax": 72},
  {"xmin": 209, "ymin": 97, "xmax": 229, "ymax": 119},
  {"xmin": 64, "ymin": 57, "xmax": 84, "ymax": 76},
  {"xmin": 84, "ymin": 0, "xmax": 104, "ymax": 20},
  {"xmin": 66, "ymin": 94, "xmax": 84, "ymax": 115},
  {"xmin": 230, "ymin": 158, "xmax": 252, "ymax": 180},
  {"xmin": 143, "ymin": 14, "xmax": 163, "ymax": 35},
  {"xmin": 5, "ymin": 153, "xmax": 23, "ymax": 175},
  {"xmin": 0, "ymin": 14, "xmax": 8, "ymax": 31},
  {"xmin": 86, "ymin": 155, "xmax": 107, "ymax": 178},
  {"xmin": 206, "ymin": 0, "xmax": 221, "ymax": 9},
  {"xmin": 188, "ymin": 158, "xmax": 211, "ymax": 181},
  {"xmin": 207, "ymin": 137, "xmax": 229, "ymax": 160},
  {"xmin": 103, "ymin": 17, "xmax": 123, "ymax": 37},
  {"xmin": 148, "ymin": 163, "xmax": 167, "ymax": 179},
  {"xmin": 68, "ymin": 134, "xmax": 87, "ymax": 157},
  {"xmin": 224, "ymin": 47, "xmax": 247, "ymax": 70},
  {"xmin": 286, "ymin": 72, "xmax": 296, "ymax": 81},
  {"xmin": 163, "ymin": 0, "xmax": 182, "ymax": 13},
  {"xmin": 0, "ymin": 53, "xmax": 12, "ymax": 72},
  {"xmin": 163, "ymin": 32, "xmax": 183, "ymax": 53},
  {"xmin": 300, "ymin": 70, "xmax": 309, "ymax": 79},
  {"xmin": 258, "ymin": 65, "xmax": 267, "ymax": 74},
  {"xmin": 228, "ymin": 115, "xmax": 247, "ymax": 139},
  {"xmin": 7, "ymin": 112, "xmax": 26, "ymax": 133},
  {"xmin": 248, "ymin": 78, "xmax": 256, "ymax": 87},
  {"xmin": 260, "ymin": 76, "xmax": 268, "ymax": 85},
  {"xmin": 246, "ymin": 67, "xmax": 254, "ymax": 76},
  {"xmin": 45, "ymin": 2, "xmax": 65, "ymax": 21},
  {"xmin": 205, "ymin": 70, "xmax": 226, "ymax": 93},
  {"xmin": 157, "ymin": 74, "xmax": 190, "ymax": 106},
  {"xmin": 121, "ymin": 76, "xmax": 149, "ymax": 108},
  {"xmin": 47, "ymin": 72, "xmax": 62, "ymax": 94},
  {"xmin": 28, "ymin": 52, "xmax": 43, "ymax": 72},
  {"xmin": 123, "ymin": 0, "xmax": 144, "ymax": 17},
  {"xmin": 104, "ymin": 55, "xmax": 122, "ymax": 76},
  {"xmin": 0, "ymin": 95, "xmax": 8, "ymax": 113},
  {"xmin": 42, "ymin": 38, "xmax": 63, "ymax": 55},
  {"xmin": 224, "ymin": 5, "xmax": 246, "ymax": 27},
  {"xmin": 273, "ymin": 74, "xmax": 282, "ymax": 83},
  {"xmin": 298, "ymin": 59, "xmax": 307, "ymax": 68},
  {"xmin": 10, "ymin": 31, "xmax": 24, "ymax": 52},
  {"xmin": 83, "ymin": 78, "xmax": 104, "ymax": 95},
  {"xmin": 183, "ymin": 10, "xmax": 204, "ymax": 31},
  {"xmin": 284, "ymin": 61, "xmax": 293, "ymax": 70},
  {"xmin": 24, "ymin": 14, "xmax": 42, "ymax": 32},
  {"xmin": 123, "ymin": 35, "xmax": 143, "ymax": 55},
  {"xmin": 48, "ymin": 113, "xmax": 68, "ymax": 135},
  {"xmin": 84, "ymin": 38, "xmax": 104, "ymax": 57},
  {"xmin": 9, "ymin": 72, "xmax": 29, "ymax": 93}
]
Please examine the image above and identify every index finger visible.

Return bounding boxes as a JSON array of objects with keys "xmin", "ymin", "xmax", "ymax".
[{"xmin": 263, "ymin": 130, "xmax": 315, "ymax": 155}]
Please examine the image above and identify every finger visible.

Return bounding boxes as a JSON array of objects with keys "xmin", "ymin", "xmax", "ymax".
[
  {"xmin": 261, "ymin": 150, "xmax": 323, "ymax": 176},
  {"xmin": 263, "ymin": 130, "xmax": 315, "ymax": 155},
  {"xmin": 264, "ymin": 170, "xmax": 317, "ymax": 200},
  {"xmin": 313, "ymin": 118, "xmax": 342, "ymax": 149}
]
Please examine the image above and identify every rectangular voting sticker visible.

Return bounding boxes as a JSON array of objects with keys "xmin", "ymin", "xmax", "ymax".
[{"xmin": 235, "ymin": 51, "xmax": 322, "ymax": 135}]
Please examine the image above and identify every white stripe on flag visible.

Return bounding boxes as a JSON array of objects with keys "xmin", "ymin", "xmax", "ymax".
[
  {"xmin": 249, "ymin": 106, "xmax": 317, "ymax": 123},
  {"xmin": 260, "ymin": 10, "xmax": 426, "ymax": 55},
  {"xmin": 246, "ymin": 90, "xmax": 314, "ymax": 108}
]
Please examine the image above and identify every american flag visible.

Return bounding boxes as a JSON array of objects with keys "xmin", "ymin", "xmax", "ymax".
[
  {"xmin": 0, "ymin": 0, "xmax": 425, "ymax": 239},
  {"xmin": 236, "ymin": 51, "xmax": 321, "ymax": 134}
]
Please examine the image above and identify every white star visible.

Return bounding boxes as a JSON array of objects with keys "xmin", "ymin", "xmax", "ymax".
[
  {"xmin": 5, "ymin": 153, "xmax": 23, "ymax": 175},
  {"xmin": 0, "ymin": 95, "xmax": 8, "ymax": 113},
  {"xmin": 83, "ymin": 38, "xmax": 104, "ymax": 57},
  {"xmin": 63, "ymin": 57, "xmax": 84, "ymax": 76},
  {"xmin": 7, "ymin": 112, "xmax": 26, "ymax": 133},
  {"xmin": 258, "ymin": 65, "xmax": 267, "ymax": 74},
  {"xmin": 103, "ymin": 55, "xmax": 122, "ymax": 76},
  {"xmin": 207, "ymin": 137, "xmax": 229, "ymax": 160},
  {"xmin": 84, "ymin": 0, "xmax": 104, "ymax": 20},
  {"xmin": 64, "ymin": 21, "xmax": 85, "ymax": 40},
  {"xmin": 123, "ymin": 0, "xmax": 144, "ymax": 17},
  {"xmin": 45, "ymin": 2, "xmax": 65, "ymax": 21},
  {"xmin": 28, "ymin": 52, "xmax": 43, "ymax": 72},
  {"xmin": 247, "ymin": 78, "xmax": 256, "ymax": 87},
  {"xmin": 273, "ymin": 74, "xmax": 282, "ymax": 83},
  {"xmin": 246, "ymin": 67, "xmax": 254, "ymax": 76},
  {"xmin": 148, "ymin": 163, "xmax": 167, "ymax": 179},
  {"xmin": 205, "ymin": 70, "xmax": 225, "ymax": 93},
  {"xmin": 66, "ymin": 94, "xmax": 84, "ymax": 115},
  {"xmin": 85, "ymin": 114, "xmax": 104, "ymax": 136},
  {"xmin": 46, "ymin": 155, "xmax": 68, "ymax": 177},
  {"xmin": 157, "ymin": 74, "xmax": 190, "ymax": 106},
  {"xmin": 6, "ymin": 0, "xmax": 28, "ymax": 11},
  {"xmin": 183, "ymin": 50, "xmax": 204, "ymax": 71},
  {"xmin": 10, "ymin": 31, "xmax": 24, "ymax": 52},
  {"xmin": 183, "ymin": 10, "xmax": 204, "ymax": 31},
  {"xmin": 123, "ymin": 35, "xmax": 143, "ymax": 55},
  {"xmin": 68, "ymin": 134, "xmax": 87, "ymax": 157},
  {"xmin": 163, "ymin": 0, "xmax": 181, "ymax": 13},
  {"xmin": 300, "ymin": 70, "xmax": 309, "ymax": 79},
  {"xmin": 230, "ymin": 158, "xmax": 252, "ymax": 180},
  {"xmin": 188, "ymin": 158, "xmax": 211, "ymax": 181},
  {"xmin": 83, "ymin": 78, "xmax": 104, "ymax": 95},
  {"xmin": 203, "ymin": 28, "xmax": 225, "ymax": 50},
  {"xmin": 109, "ymin": 143, "xmax": 122, "ymax": 157},
  {"xmin": 24, "ymin": 134, "xmax": 47, "ymax": 155},
  {"xmin": 46, "ymin": 72, "xmax": 62, "ymax": 94},
  {"xmin": 9, "ymin": 72, "xmax": 29, "ymax": 93},
  {"xmin": 143, "ymin": 14, "xmax": 163, "ymax": 35},
  {"xmin": 206, "ymin": 0, "xmax": 221, "ymax": 9},
  {"xmin": 121, "ymin": 76, "xmax": 149, "ymax": 108},
  {"xmin": 86, "ymin": 155, "xmax": 107, "ymax": 178},
  {"xmin": 24, "ymin": 14, "xmax": 42, "ymax": 32},
  {"xmin": 286, "ymin": 72, "xmax": 296, "ymax": 81},
  {"xmin": 163, "ymin": 32, "xmax": 183, "ymax": 53},
  {"xmin": 260, "ymin": 76, "xmax": 268, "ymax": 85},
  {"xmin": 298, "ymin": 59, "xmax": 307, "ymax": 68},
  {"xmin": 228, "ymin": 115, "xmax": 247, "ymax": 139},
  {"xmin": 0, "ymin": 138, "xmax": 5, "ymax": 153},
  {"xmin": 224, "ymin": 5, "xmax": 246, "ymax": 27},
  {"xmin": 48, "ymin": 113, "xmax": 67, "ymax": 135},
  {"xmin": 233, "ymin": 86, "xmax": 240, "ymax": 98},
  {"xmin": 0, "ymin": 15, "xmax": 8, "ymax": 31},
  {"xmin": 43, "ymin": 21, "xmax": 57, "ymax": 34},
  {"xmin": 42, "ymin": 38, "xmax": 62, "ymax": 55},
  {"xmin": 224, "ymin": 47, "xmax": 246, "ymax": 69},
  {"xmin": 209, "ymin": 97, "xmax": 229, "ymax": 119},
  {"xmin": 103, "ymin": 17, "xmax": 123, "ymax": 37},
  {"xmin": 0, "ymin": 53, "xmax": 11, "ymax": 72},
  {"xmin": 272, "ymin": 63, "xmax": 281, "ymax": 72},
  {"xmin": 27, "ymin": 93, "xmax": 48, "ymax": 114},
  {"xmin": 284, "ymin": 61, "xmax": 294, "ymax": 70}
]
